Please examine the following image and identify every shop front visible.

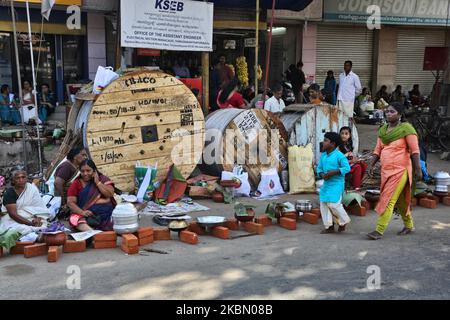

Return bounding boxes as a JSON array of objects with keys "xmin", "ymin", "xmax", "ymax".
[
  {"xmin": 321, "ymin": 0, "xmax": 450, "ymax": 96},
  {"xmin": 0, "ymin": 5, "xmax": 87, "ymax": 103}
]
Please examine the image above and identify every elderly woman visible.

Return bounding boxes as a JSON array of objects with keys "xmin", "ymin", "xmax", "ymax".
[
  {"xmin": 0, "ymin": 169, "xmax": 50, "ymax": 249},
  {"xmin": 67, "ymin": 160, "xmax": 116, "ymax": 232},
  {"xmin": 367, "ymin": 102, "xmax": 422, "ymax": 240}
]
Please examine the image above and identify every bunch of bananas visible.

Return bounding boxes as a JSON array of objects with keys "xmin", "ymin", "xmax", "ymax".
[
  {"xmin": 235, "ymin": 56, "xmax": 249, "ymax": 87},
  {"xmin": 257, "ymin": 65, "xmax": 262, "ymax": 81}
]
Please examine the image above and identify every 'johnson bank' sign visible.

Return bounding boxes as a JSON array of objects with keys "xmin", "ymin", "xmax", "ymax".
[{"xmin": 324, "ymin": 0, "xmax": 450, "ymax": 26}]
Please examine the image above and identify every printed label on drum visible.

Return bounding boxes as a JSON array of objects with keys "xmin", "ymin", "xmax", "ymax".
[{"xmin": 233, "ymin": 111, "xmax": 263, "ymax": 144}]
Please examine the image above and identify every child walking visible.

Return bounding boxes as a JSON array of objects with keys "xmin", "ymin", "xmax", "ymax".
[
  {"xmin": 317, "ymin": 132, "xmax": 352, "ymax": 234},
  {"xmin": 339, "ymin": 126, "xmax": 368, "ymax": 190}
]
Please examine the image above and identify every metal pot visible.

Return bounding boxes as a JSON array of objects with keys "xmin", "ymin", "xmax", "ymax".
[
  {"xmin": 196, "ymin": 216, "xmax": 226, "ymax": 231},
  {"xmin": 295, "ymin": 200, "xmax": 312, "ymax": 212},
  {"xmin": 168, "ymin": 220, "xmax": 189, "ymax": 232},
  {"xmin": 112, "ymin": 203, "xmax": 139, "ymax": 234}
]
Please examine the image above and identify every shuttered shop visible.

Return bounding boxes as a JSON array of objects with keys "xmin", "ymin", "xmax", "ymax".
[
  {"xmin": 316, "ymin": 25, "xmax": 374, "ymax": 88},
  {"xmin": 395, "ymin": 29, "xmax": 446, "ymax": 95}
]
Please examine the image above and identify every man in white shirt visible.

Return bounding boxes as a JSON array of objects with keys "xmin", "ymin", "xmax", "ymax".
[
  {"xmin": 264, "ymin": 83, "xmax": 285, "ymax": 116},
  {"xmin": 337, "ymin": 60, "xmax": 362, "ymax": 118}
]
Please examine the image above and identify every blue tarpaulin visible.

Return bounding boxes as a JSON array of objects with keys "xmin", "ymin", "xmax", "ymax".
[{"xmin": 202, "ymin": 0, "xmax": 313, "ymax": 11}]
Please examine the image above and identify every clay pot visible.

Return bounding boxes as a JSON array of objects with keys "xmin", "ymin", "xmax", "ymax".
[
  {"xmin": 212, "ymin": 191, "xmax": 224, "ymax": 203},
  {"xmin": 43, "ymin": 232, "xmax": 67, "ymax": 246},
  {"xmin": 364, "ymin": 192, "xmax": 380, "ymax": 203}
]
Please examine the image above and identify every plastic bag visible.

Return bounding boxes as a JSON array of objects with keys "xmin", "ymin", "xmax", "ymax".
[
  {"xmin": 257, "ymin": 168, "xmax": 284, "ymax": 198},
  {"xmin": 135, "ymin": 162, "xmax": 158, "ymax": 203},
  {"xmin": 288, "ymin": 144, "xmax": 316, "ymax": 194},
  {"xmin": 221, "ymin": 165, "xmax": 251, "ymax": 197},
  {"xmin": 92, "ymin": 66, "xmax": 119, "ymax": 94},
  {"xmin": 42, "ymin": 194, "xmax": 61, "ymax": 220}
]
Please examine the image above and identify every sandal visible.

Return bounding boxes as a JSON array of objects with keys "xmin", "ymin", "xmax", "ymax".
[
  {"xmin": 397, "ymin": 227, "xmax": 414, "ymax": 236},
  {"xmin": 338, "ymin": 223, "xmax": 348, "ymax": 233},
  {"xmin": 367, "ymin": 230, "xmax": 383, "ymax": 240},
  {"xmin": 320, "ymin": 226, "xmax": 335, "ymax": 234}
]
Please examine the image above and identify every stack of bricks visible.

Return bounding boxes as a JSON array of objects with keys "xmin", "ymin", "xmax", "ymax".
[
  {"xmin": 24, "ymin": 243, "xmax": 48, "ymax": 258},
  {"xmin": 419, "ymin": 196, "xmax": 438, "ymax": 209},
  {"xmin": 153, "ymin": 227, "xmax": 171, "ymax": 241},
  {"xmin": 133, "ymin": 227, "xmax": 154, "ymax": 246},
  {"xmin": 254, "ymin": 215, "xmax": 273, "ymax": 227},
  {"xmin": 121, "ymin": 234, "xmax": 139, "ymax": 254},
  {"xmin": 443, "ymin": 196, "xmax": 450, "ymax": 206},
  {"xmin": 93, "ymin": 231, "xmax": 117, "ymax": 249},
  {"xmin": 345, "ymin": 203, "xmax": 367, "ymax": 216},
  {"xmin": 242, "ymin": 221, "xmax": 264, "ymax": 234},
  {"xmin": 10, "ymin": 241, "xmax": 34, "ymax": 255},
  {"xmin": 211, "ymin": 226, "xmax": 230, "ymax": 239},
  {"xmin": 63, "ymin": 240, "xmax": 87, "ymax": 253},
  {"xmin": 279, "ymin": 217, "xmax": 297, "ymax": 230},
  {"xmin": 301, "ymin": 212, "xmax": 319, "ymax": 225}
]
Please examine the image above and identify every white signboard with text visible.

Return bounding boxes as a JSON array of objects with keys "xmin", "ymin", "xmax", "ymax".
[{"xmin": 121, "ymin": 0, "xmax": 213, "ymax": 51}]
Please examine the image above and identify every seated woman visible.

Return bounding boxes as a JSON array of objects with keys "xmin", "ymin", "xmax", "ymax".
[
  {"xmin": 217, "ymin": 78, "xmax": 247, "ymax": 109},
  {"xmin": 308, "ymin": 84, "xmax": 322, "ymax": 105},
  {"xmin": 0, "ymin": 168, "xmax": 49, "ymax": 249},
  {"xmin": 339, "ymin": 126, "xmax": 368, "ymax": 190},
  {"xmin": 67, "ymin": 160, "xmax": 116, "ymax": 231}
]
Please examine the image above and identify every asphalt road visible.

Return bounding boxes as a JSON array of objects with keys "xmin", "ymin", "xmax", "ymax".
[{"xmin": 1, "ymin": 124, "xmax": 449, "ymax": 300}]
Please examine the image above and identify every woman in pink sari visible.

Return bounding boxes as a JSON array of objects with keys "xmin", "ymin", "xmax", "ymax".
[{"xmin": 67, "ymin": 160, "xmax": 116, "ymax": 231}]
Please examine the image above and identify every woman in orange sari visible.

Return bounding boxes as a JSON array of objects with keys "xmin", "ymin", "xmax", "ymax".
[{"xmin": 367, "ymin": 102, "xmax": 422, "ymax": 240}]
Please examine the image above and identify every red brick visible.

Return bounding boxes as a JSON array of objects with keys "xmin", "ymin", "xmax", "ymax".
[
  {"xmin": 443, "ymin": 197, "xmax": 450, "ymax": 206},
  {"xmin": 63, "ymin": 240, "xmax": 86, "ymax": 253},
  {"xmin": 346, "ymin": 205, "xmax": 367, "ymax": 216},
  {"xmin": 10, "ymin": 241, "xmax": 34, "ymax": 255},
  {"xmin": 419, "ymin": 198, "xmax": 438, "ymax": 209},
  {"xmin": 47, "ymin": 246, "xmax": 62, "ymax": 263},
  {"xmin": 428, "ymin": 195, "xmax": 440, "ymax": 203},
  {"xmin": 283, "ymin": 212, "xmax": 298, "ymax": 221},
  {"xmin": 187, "ymin": 222, "xmax": 205, "ymax": 235},
  {"xmin": 133, "ymin": 227, "xmax": 153, "ymax": 239},
  {"xmin": 311, "ymin": 208, "xmax": 321, "ymax": 216},
  {"xmin": 121, "ymin": 244, "xmax": 139, "ymax": 255},
  {"xmin": 301, "ymin": 212, "xmax": 319, "ymax": 225},
  {"xmin": 93, "ymin": 241, "xmax": 117, "ymax": 249},
  {"xmin": 242, "ymin": 222, "xmax": 264, "ymax": 235},
  {"xmin": 254, "ymin": 215, "xmax": 273, "ymax": 227},
  {"xmin": 211, "ymin": 226, "xmax": 230, "ymax": 239},
  {"xmin": 24, "ymin": 243, "xmax": 48, "ymax": 258},
  {"xmin": 122, "ymin": 234, "xmax": 139, "ymax": 247},
  {"xmin": 154, "ymin": 227, "xmax": 171, "ymax": 240},
  {"xmin": 179, "ymin": 230, "xmax": 199, "ymax": 245},
  {"xmin": 138, "ymin": 235, "xmax": 154, "ymax": 246},
  {"xmin": 94, "ymin": 231, "xmax": 117, "ymax": 242},
  {"xmin": 411, "ymin": 198, "xmax": 418, "ymax": 207},
  {"xmin": 224, "ymin": 218, "xmax": 239, "ymax": 230},
  {"xmin": 280, "ymin": 217, "xmax": 297, "ymax": 230}
]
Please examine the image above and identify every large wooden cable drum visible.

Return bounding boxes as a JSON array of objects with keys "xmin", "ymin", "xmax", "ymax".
[
  {"xmin": 203, "ymin": 108, "xmax": 288, "ymax": 187},
  {"xmin": 82, "ymin": 70, "xmax": 204, "ymax": 192}
]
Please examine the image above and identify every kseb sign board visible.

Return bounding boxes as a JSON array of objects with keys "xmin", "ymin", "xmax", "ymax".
[{"xmin": 121, "ymin": 0, "xmax": 214, "ymax": 51}]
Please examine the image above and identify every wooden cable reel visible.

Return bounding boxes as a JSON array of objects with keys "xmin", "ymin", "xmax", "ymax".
[{"xmin": 85, "ymin": 70, "xmax": 204, "ymax": 192}]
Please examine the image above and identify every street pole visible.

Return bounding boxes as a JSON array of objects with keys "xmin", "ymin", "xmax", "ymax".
[
  {"xmin": 115, "ymin": 0, "xmax": 122, "ymax": 70},
  {"xmin": 262, "ymin": 0, "xmax": 276, "ymax": 108},
  {"xmin": 10, "ymin": 0, "xmax": 28, "ymax": 171},
  {"xmin": 254, "ymin": 0, "xmax": 260, "ymax": 95},
  {"xmin": 26, "ymin": 0, "xmax": 43, "ymax": 177}
]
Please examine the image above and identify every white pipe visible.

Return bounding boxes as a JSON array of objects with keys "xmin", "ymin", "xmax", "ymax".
[{"xmin": 26, "ymin": 1, "xmax": 43, "ymax": 176}]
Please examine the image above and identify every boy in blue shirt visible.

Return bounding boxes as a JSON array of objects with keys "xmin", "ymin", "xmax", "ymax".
[{"xmin": 317, "ymin": 132, "xmax": 351, "ymax": 234}]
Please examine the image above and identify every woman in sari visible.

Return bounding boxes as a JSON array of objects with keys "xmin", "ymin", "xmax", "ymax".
[
  {"xmin": 367, "ymin": 102, "xmax": 422, "ymax": 240},
  {"xmin": 67, "ymin": 160, "xmax": 115, "ymax": 231},
  {"xmin": 0, "ymin": 169, "xmax": 49, "ymax": 249}
]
